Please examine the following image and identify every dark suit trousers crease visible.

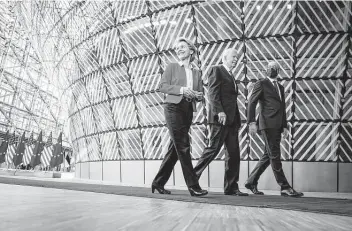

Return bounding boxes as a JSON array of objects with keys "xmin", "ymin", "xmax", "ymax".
[
  {"xmin": 247, "ymin": 128, "xmax": 290, "ymax": 190},
  {"xmin": 194, "ymin": 124, "xmax": 240, "ymax": 193},
  {"xmin": 153, "ymin": 100, "xmax": 198, "ymax": 188}
]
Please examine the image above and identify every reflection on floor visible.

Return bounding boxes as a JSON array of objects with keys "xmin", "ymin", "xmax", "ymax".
[{"xmin": 0, "ymin": 183, "xmax": 351, "ymax": 231}]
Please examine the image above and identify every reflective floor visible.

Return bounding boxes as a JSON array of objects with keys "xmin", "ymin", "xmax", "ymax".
[{"xmin": 1, "ymin": 183, "xmax": 351, "ymax": 231}]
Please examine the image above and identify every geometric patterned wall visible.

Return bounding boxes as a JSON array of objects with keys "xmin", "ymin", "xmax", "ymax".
[{"xmin": 67, "ymin": 1, "xmax": 352, "ymax": 164}]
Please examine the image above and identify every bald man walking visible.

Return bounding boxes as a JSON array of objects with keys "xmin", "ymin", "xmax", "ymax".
[
  {"xmin": 194, "ymin": 48, "xmax": 248, "ymax": 196},
  {"xmin": 245, "ymin": 62, "xmax": 303, "ymax": 197}
]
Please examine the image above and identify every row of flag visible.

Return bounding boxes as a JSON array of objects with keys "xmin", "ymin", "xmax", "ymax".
[{"xmin": 0, "ymin": 131, "xmax": 68, "ymax": 169}]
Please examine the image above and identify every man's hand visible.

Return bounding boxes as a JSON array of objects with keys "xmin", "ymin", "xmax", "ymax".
[
  {"xmin": 249, "ymin": 123, "xmax": 258, "ymax": 136},
  {"xmin": 183, "ymin": 88, "xmax": 196, "ymax": 99},
  {"xmin": 194, "ymin": 91, "xmax": 203, "ymax": 101},
  {"xmin": 282, "ymin": 128, "xmax": 289, "ymax": 139},
  {"xmin": 218, "ymin": 112, "xmax": 226, "ymax": 125}
]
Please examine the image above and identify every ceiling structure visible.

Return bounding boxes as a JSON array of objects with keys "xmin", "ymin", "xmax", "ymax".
[{"xmin": 0, "ymin": 1, "xmax": 75, "ymax": 146}]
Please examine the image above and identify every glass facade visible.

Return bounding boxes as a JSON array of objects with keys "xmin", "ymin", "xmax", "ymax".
[
  {"xmin": 67, "ymin": 1, "xmax": 352, "ymax": 164},
  {"xmin": 1, "ymin": 1, "xmax": 351, "ymax": 165}
]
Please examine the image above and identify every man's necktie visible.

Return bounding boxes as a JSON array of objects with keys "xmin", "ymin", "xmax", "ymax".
[
  {"xmin": 230, "ymin": 73, "xmax": 238, "ymax": 93},
  {"xmin": 273, "ymin": 81, "xmax": 281, "ymax": 100}
]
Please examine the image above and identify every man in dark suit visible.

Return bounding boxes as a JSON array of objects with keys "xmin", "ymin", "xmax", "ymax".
[
  {"xmin": 245, "ymin": 61, "xmax": 303, "ymax": 197},
  {"xmin": 193, "ymin": 48, "xmax": 248, "ymax": 196}
]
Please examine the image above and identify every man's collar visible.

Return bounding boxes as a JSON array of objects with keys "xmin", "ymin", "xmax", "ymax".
[
  {"xmin": 266, "ymin": 77, "xmax": 277, "ymax": 83},
  {"xmin": 222, "ymin": 64, "xmax": 232, "ymax": 74},
  {"xmin": 178, "ymin": 61, "xmax": 194, "ymax": 69}
]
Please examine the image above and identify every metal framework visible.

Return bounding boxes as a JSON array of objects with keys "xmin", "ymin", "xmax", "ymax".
[
  {"xmin": 0, "ymin": 1, "xmax": 71, "ymax": 147},
  {"xmin": 1, "ymin": 1, "xmax": 351, "ymax": 164}
]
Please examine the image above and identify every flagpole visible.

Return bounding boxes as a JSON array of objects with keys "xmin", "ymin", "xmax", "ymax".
[{"xmin": 63, "ymin": 149, "xmax": 65, "ymax": 172}]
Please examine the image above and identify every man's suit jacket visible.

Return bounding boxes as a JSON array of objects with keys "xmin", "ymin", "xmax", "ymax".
[
  {"xmin": 159, "ymin": 63, "xmax": 203, "ymax": 111},
  {"xmin": 247, "ymin": 78, "xmax": 287, "ymax": 131},
  {"xmin": 207, "ymin": 65, "xmax": 241, "ymax": 127}
]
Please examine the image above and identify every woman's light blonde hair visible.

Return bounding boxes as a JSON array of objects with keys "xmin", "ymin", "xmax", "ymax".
[{"xmin": 174, "ymin": 37, "xmax": 197, "ymax": 62}]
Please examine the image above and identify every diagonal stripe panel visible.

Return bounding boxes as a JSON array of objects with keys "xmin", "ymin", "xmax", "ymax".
[
  {"xmin": 112, "ymin": 96, "xmax": 139, "ymax": 129},
  {"xmin": 74, "ymin": 47, "xmax": 100, "ymax": 76},
  {"xmin": 244, "ymin": 1, "xmax": 295, "ymax": 37},
  {"xmin": 142, "ymin": 127, "xmax": 170, "ymax": 160},
  {"xmin": 246, "ymin": 37, "xmax": 294, "ymax": 80},
  {"xmin": 119, "ymin": 17, "xmax": 156, "ymax": 58},
  {"xmin": 194, "ymin": 0, "xmax": 242, "ymax": 42},
  {"xmin": 92, "ymin": 103, "xmax": 115, "ymax": 131},
  {"xmin": 85, "ymin": 72, "xmax": 108, "ymax": 104},
  {"xmin": 297, "ymin": 1, "xmax": 351, "ymax": 33},
  {"xmin": 293, "ymin": 122, "xmax": 339, "ymax": 161},
  {"xmin": 135, "ymin": 93, "xmax": 165, "ymax": 126},
  {"xmin": 189, "ymin": 124, "xmax": 207, "ymax": 159},
  {"xmin": 76, "ymin": 139, "xmax": 88, "ymax": 162},
  {"xmin": 100, "ymin": 132, "xmax": 120, "ymax": 161},
  {"xmin": 249, "ymin": 123, "xmax": 292, "ymax": 161},
  {"xmin": 340, "ymin": 123, "xmax": 352, "ymax": 163},
  {"xmin": 160, "ymin": 50, "xmax": 179, "ymax": 69},
  {"xmin": 153, "ymin": 5, "xmax": 194, "ymax": 51},
  {"xmin": 295, "ymin": 80, "xmax": 343, "ymax": 120},
  {"xmin": 343, "ymin": 48, "xmax": 352, "ymax": 120},
  {"xmin": 85, "ymin": 2, "xmax": 115, "ymax": 35},
  {"xmin": 296, "ymin": 34, "xmax": 347, "ymax": 79},
  {"xmin": 95, "ymin": 28, "xmax": 124, "ymax": 68},
  {"xmin": 129, "ymin": 55, "xmax": 161, "ymax": 94},
  {"xmin": 343, "ymin": 78, "xmax": 352, "ymax": 120},
  {"xmin": 80, "ymin": 107, "xmax": 97, "ymax": 135},
  {"xmin": 70, "ymin": 114, "xmax": 85, "ymax": 139},
  {"xmin": 113, "ymin": 0, "xmax": 148, "ymax": 24},
  {"xmin": 118, "ymin": 129, "xmax": 143, "ymax": 160},
  {"xmin": 72, "ymin": 81, "xmax": 90, "ymax": 109},
  {"xmin": 148, "ymin": 0, "xmax": 183, "ymax": 11},
  {"xmin": 103, "ymin": 64, "xmax": 132, "ymax": 98},
  {"xmin": 86, "ymin": 135, "xmax": 101, "ymax": 161}
]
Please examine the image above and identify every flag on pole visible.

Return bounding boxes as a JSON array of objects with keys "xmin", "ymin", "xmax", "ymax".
[
  {"xmin": 23, "ymin": 132, "xmax": 34, "ymax": 166},
  {"xmin": 65, "ymin": 150, "xmax": 71, "ymax": 166},
  {"xmin": 50, "ymin": 132, "xmax": 62, "ymax": 168},
  {"xmin": 40, "ymin": 132, "xmax": 53, "ymax": 168},
  {"xmin": 13, "ymin": 132, "xmax": 26, "ymax": 167},
  {"xmin": 5, "ymin": 132, "xmax": 16, "ymax": 165},
  {"xmin": 30, "ymin": 131, "xmax": 44, "ymax": 168},
  {"xmin": 0, "ymin": 131, "xmax": 9, "ymax": 164}
]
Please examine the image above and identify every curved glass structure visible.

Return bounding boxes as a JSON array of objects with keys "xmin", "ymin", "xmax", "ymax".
[
  {"xmin": 65, "ymin": 1, "xmax": 352, "ymax": 164},
  {"xmin": 1, "ymin": 1, "xmax": 351, "ymax": 191}
]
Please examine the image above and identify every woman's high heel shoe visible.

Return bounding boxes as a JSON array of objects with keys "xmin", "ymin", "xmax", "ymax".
[
  {"xmin": 188, "ymin": 186, "xmax": 208, "ymax": 197},
  {"xmin": 151, "ymin": 184, "xmax": 171, "ymax": 194}
]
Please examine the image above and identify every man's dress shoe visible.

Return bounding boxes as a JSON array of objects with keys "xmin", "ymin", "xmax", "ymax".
[
  {"xmin": 245, "ymin": 183, "xmax": 264, "ymax": 195},
  {"xmin": 224, "ymin": 189, "xmax": 249, "ymax": 196},
  {"xmin": 188, "ymin": 186, "xmax": 208, "ymax": 197},
  {"xmin": 281, "ymin": 188, "xmax": 304, "ymax": 197}
]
